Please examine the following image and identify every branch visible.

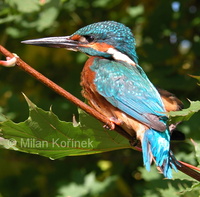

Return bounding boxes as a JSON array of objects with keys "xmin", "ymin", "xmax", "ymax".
[
  {"xmin": 1, "ymin": 45, "xmax": 200, "ymax": 181},
  {"xmin": 0, "ymin": 45, "xmax": 135, "ymax": 144},
  {"xmin": 177, "ymin": 161, "xmax": 200, "ymax": 181}
]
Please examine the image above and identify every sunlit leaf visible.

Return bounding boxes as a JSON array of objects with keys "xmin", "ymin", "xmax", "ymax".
[
  {"xmin": 57, "ymin": 172, "xmax": 117, "ymax": 197},
  {"xmin": 0, "ymin": 96, "xmax": 131, "ymax": 159},
  {"xmin": 127, "ymin": 5, "xmax": 144, "ymax": 18},
  {"xmin": 191, "ymin": 139, "xmax": 200, "ymax": 165},
  {"xmin": 5, "ymin": 0, "xmax": 40, "ymax": 13},
  {"xmin": 6, "ymin": 27, "xmax": 22, "ymax": 38},
  {"xmin": 0, "ymin": 15, "xmax": 21, "ymax": 24},
  {"xmin": 37, "ymin": 7, "xmax": 59, "ymax": 32},
  {"xmin": 167, "ymin": 101, "xmax": 200, "ymax": 124},
  {"xmin": 158, "ymin": 183, "xmax": 184, "ymax": 197}
]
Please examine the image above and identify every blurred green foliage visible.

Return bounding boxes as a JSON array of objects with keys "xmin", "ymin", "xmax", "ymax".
[{"xmin": 0, "ymin": 0, "xmax": 200, "ymax": 196}]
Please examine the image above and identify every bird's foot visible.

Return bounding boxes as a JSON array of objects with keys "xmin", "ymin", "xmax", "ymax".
[
  {"xmin": 103, "ymin": 117, "xmax": 122, "ymax": 130},
  {"xmin": 0, "ymin": 53, "xmax": 18, "ymax": 67}
]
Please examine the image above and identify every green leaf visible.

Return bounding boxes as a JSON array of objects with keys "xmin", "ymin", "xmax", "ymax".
[
  {"xmin": 167, "ymin": 100, "xmax": 200, "ymax": 124},
  {"xmin": 37, "ymin": 6, "xmax": 59, "ymax": 32},
  {"xmin": 127, "ymin": 5, "xmax": 144, "ymax": 18},
  {"xmin": 191, "ymin": 140, "xmax": 200, "ymax": 165},
  {"xmin": 138, "ymin": 164, "xmax": 162, "ymax": 181},
  {"xmin": 158, "ymin": 181, "xmax": 200, "ymax": 197},
  {"xmin": 57, "ymin": 172, "xmax": 117, "ymax": 197},
  {"xmin": 6, "ymin": 27, "xmax": 22, "ymax": 38},
  {"xmin": 0, "ymin": 15, "xmax": 21, "ymax": 24},
  {"xmin": 158, "ymin": 183, "xmax": 184, "ymax": 197},
  {"xmin": 0, "ymin": 96, "xmax": 131, "ymax": 159},
  {"xmin": 6, "ymin": 0, "xmax": 40, "ymax": 13}
]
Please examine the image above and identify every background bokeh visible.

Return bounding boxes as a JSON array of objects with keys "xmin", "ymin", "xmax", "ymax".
[{"xmin": 0, "ymin": 0, "xmax": 200, "ymax": 196}]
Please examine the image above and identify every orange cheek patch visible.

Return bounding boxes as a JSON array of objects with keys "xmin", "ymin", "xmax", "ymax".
[{"xmin": 81, "ymin": 42, "xmax": 114, "ymax": 52}]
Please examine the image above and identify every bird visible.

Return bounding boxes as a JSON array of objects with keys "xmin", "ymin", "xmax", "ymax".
[{"xmin": 21, "ymin": 21, "xmax": 184, "ymax": 178}]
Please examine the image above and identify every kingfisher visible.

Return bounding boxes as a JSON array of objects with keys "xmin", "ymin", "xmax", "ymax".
[{"xmin": 21, "ymin": 21, "xmax": 183, "ymax": 178}]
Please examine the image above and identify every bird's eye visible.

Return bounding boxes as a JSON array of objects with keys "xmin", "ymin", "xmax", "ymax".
[
  {"xmin": 78, "ymin": 35, "xmax": 95, "ymax": 43},
  {"xmin": 84, "ymin": 35, "xmax": 95, "ymax": 43}
]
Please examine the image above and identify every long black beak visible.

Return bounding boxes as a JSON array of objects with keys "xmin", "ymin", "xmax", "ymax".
[{"xmin": 21, "ymin": 36, "xmax": 79, "ymax": 50}]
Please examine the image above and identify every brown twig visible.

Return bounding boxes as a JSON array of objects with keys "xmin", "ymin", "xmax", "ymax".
[
  {"xmin": 0, "ymin": 45, "xmax": 135, "ymax": 144},
  {"xmin": 177, "ymin": 161, "xmax": 200, "ymax": 181}
]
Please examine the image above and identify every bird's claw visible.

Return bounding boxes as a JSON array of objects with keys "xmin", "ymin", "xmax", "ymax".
[
  {"xmin": 103, "ymin": 117, "xmax": 122, "ymax": 130},
  {"xmin": 0, "ymin": 53, "xmax": 18, "ymax": 67},
  {"xmin": 103, "ymin": 122, "xmax": 115, "ymax": 130}
]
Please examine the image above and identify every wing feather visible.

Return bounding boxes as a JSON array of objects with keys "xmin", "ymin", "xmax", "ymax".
[{"xmin": 91, "ymin": 58, "xmax": 167, "ymax": 131}]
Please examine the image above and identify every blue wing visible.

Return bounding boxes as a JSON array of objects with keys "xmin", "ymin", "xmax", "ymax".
[
  {"xmin": 90, "ymin": 58, "xmax": 167, "ymax": 131},
  {"xmin": 90, "ymin": 57, "xmax": 177, "ymax": 178}
]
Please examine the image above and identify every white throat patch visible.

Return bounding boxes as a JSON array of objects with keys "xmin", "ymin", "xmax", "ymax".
[{"xmin": 107, "ymin": 48, "xmax": 136, "ymax": 66}]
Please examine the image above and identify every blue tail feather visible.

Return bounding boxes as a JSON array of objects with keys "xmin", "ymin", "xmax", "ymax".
[{"xmin": 142, "ymin": 128, "xmax": 177, "ymax": 178}]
